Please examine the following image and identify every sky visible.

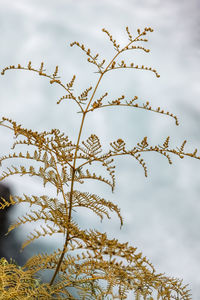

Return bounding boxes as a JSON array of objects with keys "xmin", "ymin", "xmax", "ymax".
[{"xmin": 0, "ymin": 0, "xmax": 200, "ymax": 298}]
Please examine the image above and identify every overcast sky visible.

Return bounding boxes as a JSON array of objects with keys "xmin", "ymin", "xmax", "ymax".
[{"xmin": 0, "ymin": 0, "xmax": 200, "ymax": 298}]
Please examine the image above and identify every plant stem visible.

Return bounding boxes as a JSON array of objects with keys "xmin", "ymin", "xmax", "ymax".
[
  {"xmin": 49, "ymin": 31, "xmax": 142, "ymax": 285},
  {"xmin": 49, "ymin": 73, "xmax": 105, "ymax": 284}
]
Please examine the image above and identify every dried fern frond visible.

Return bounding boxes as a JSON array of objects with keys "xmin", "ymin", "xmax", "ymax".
[
  {"xmin": 4, "ymin": 193, "xmax": 67, "ymax": 225},
  {"xmin": 78, "ymin": 86, "xmax": 93, "ymax": 104},
  {"xmin": 102, "ymin": 28, "xmax": 121, "ymax": 52},
  {"xmin": 90, "ymin": 92, "xmax": 108, "ymax": 111},
  {"xmin": 87, "ymin": 95, "xmax": 179, "ymax": 125},
  {"xmin": 106, "ymin": 60, "xmax": 160, "ymax": 78},
  {"xmin": 109, "ymin": 135, "xmax": 200, "ymax": 178},
  {"xmin": 0, "ymin": 117, "xmax": 75, "ymax": 168},
  {"xmin": 74, "ymin": 168, "xmax": 114, "ymax": 190},
  {"xmin": 39, "ymin": 230, "xmax": 192, "ymax": 299},
  {"xmin": 22, "ymin": 224, "xmax": 64, "ymax": 249},
  {"xmin": 68, "ymin": 190, "xmax": 123, "ymax": 226},
  {"xmin": 77, "ymin": 140, "xmax": 116, "ymax": 191},
  {"xmin": 81, "ymin": 134, "xmax": 102, "ymax": 157},
  {"xmin": 24, "ymin": 237, "xmax": 191, "ymax": 299},
  {"xmin": 1, "ymin": 62, "xmax": 85, "ymax": 112},
  {"xmin": 70, "ymin": 41, "xmax": 106, "ymax": 74},
  {"xmin": 101, "ymin": 26, "xmax": 159, "ymax": 78},
  {"xmin": 0, "ymin": 25, "xmax": 198, "ymax": 299},
  {"xmin": 0, "ymin": 257, "xmax": 69, "ymax": 299}
]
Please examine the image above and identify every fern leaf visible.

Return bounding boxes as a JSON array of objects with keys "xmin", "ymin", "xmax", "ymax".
[
  {"xmin": 81, "ymin": 134, "xmax": 102, "ymax": 157},
  {"xmin": 68, "ymin": 190, "xmax": 123, "ymax": 227},
  {"xmin": 110, "ymin": 138, "xmax": 126, "ymax": 153},
  {"xmin": 77, "ymin": 168, "xmax": 114, "ymax": 190},
  {"xmin": 70, "ymin": 41, "xmax": 105, "ymax": 73},
  {"xmin": 0, "ymin": 195, "xmax": 16, "ymax": 210},
  {"xmin": 89, "ymin": 95, "xmax": 179, "ymax": 125},
  {"xmin": 102, "ymin": 28, "xmax": 121, "ymax": 52},
  {"xmin": 78, "ymin": 86, "xmax": 93, "ymax": 104},
  {"xmin": 22, "ymin": 224, "xmax": 64, "ymax": 249}
]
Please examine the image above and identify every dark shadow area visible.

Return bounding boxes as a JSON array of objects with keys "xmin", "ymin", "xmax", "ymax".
[{"xmin": 0, "ymin": 182, "xmax": 26, "ymax": 265}]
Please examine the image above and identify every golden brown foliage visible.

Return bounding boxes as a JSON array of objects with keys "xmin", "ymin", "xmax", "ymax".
[{"xmin": 0, "ymin": 26, "xmax": 198, "ymax": 299}]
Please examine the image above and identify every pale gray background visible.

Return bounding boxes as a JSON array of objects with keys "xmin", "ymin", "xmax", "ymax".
[{"xmin": 0, "ymin": 0, "xmax": 200, "ymax": 298}]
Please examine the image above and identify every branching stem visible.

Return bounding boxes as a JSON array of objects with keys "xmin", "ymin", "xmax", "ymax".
[{"xmin": 49, "ymin": 29, "xmax": 146, "ymax": 285}]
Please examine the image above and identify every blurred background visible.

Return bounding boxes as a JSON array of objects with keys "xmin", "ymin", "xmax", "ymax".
[{"xmin": 0, "ymin": 0, "xmax": 200, "ymax": 298}]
